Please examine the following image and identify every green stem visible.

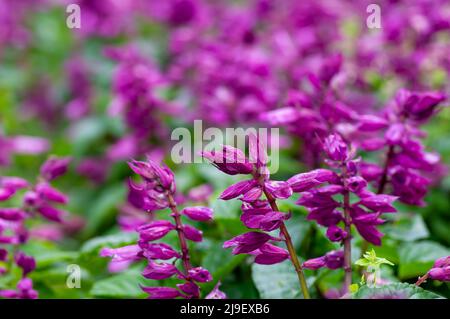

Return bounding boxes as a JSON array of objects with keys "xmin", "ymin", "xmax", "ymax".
[{"xmin": 263, "ymin": 189, "xmax": 311, "ymax": 299}]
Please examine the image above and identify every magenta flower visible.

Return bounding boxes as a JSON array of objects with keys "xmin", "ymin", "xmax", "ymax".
[
  {"xmin": 203, "ymin": 133, "xmax": 310, "ymax": 299},
  {"xmin": 101, "ymin": 158, "xmax": 223, "ymax": 299}
]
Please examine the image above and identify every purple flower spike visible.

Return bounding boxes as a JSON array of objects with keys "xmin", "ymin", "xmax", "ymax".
[{"xmin": 181, "ymin": 206, "xmax": 213, "ymax": 221}]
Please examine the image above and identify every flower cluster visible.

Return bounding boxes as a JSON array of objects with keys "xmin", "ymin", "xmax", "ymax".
[
  {"xmin": 0, "ymin": 156, "xmax": 72, "ymax": 299},
  {"xmin": 356, "ymin": 89, "xmax": 446, "ymax": 206},
  {"xmin": 101, "ymin": 158, "xmax": 223, "ymax": 299},
  {"xmin": 202, "ymin": 133, "xmax": 310, "ymax": 298},
  {"xmin": 289, "ymin": 133, "xmax": 397, "ymax": 291},
  {"xmin": 417, "ymin": 256, "xmax": 450, "ymax": 285}
]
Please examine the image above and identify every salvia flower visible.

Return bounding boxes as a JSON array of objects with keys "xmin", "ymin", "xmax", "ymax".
[
  {"xmin": 357, "ymin": 89, "xmax": 446, "ymax": 206},
  {"xmin": 203, "ymin": 133, "xmax": 310, "ymax": 299},
  {"xmin": 101, "ymin": 158, "xmax": 224, "ymax": 299},
  {"xmin": 0, "ymin": 156, "xmax": 73, "ymax": 299},
  {"xmin": 290, "ymin": 133, "xmax": 397, "ymax": 292}
]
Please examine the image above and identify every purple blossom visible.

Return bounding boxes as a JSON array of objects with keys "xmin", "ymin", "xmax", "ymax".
[{"xmin": 102, "ymin": 159, "xmax": 218, "ymax": 299}]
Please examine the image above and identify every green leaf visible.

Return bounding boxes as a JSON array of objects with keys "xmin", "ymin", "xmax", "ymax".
[
  {"xmin": 398, "ymin": 241, "xmax": 450, "ymax": 279},
  {"xmin": 90, "ymin": 269, "xmax": 150, "ymax": 298},
  {"xmin": 201, "ymin": 241, "xmax": 246, "ymax": 292},
  {"xmin": 252, "ymin": 259, "xmax": 314, "ymax": 299},
  {"xmin": 81, "ymin": 183, "xmax": 126, "ymax": 238},
  {"xmin": 80, "ymin": 232, "xmax": 138, "ymax": 256},
  {"xmin": 384, "ymin": 214, "xmax": 429, "ymax": 242},
  {"xmin": 21, "ymin": 241, "xmax": 78, "ymax": 269},
  {"xmin": 352, "ymin": 283, "xmax": 444, "ymax": 299}
]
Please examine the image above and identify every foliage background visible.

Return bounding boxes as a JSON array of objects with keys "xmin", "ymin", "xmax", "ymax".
[{"xmin": 0, "ymin": 2, "xmax": 449, "ymax": 299}]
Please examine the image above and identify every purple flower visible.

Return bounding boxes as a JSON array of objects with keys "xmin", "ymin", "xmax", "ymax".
[
  {"xmin": 205, "ymin": 282, "xmax": 227, "ymax": 299},
  {"xmin": 0, "ymin": 208, "xmax": 27, "ymax": 221},
  {"xmin": 40, "ymin": 157, "xmax": 71, "ymax": 181},
  {"xmin": 142, "ymin": 261, "xmax": 179, "ymax": 280},
  {"xmin": 428, "ymin": 267, "xmax": 450, "ymax": 282},
  {"xmin": 223, "ymin": 232, "xmax": 274, "ymax": 254},
  {"xmin": 188, "ymin": 267, "xmax": 212, "ymax": 283},
  {"xmin": 183, "ymin": 224, "xmax": 203, "ymax": 242},
  {"xmin": 357, "ymin": 115, "xmax": 389, "ymax": 132},
  {"xmin": 358, "ymin": 194, "xmax": 397, "ymax": 213},
  {"xmin": 288, "ymin": 169, "xmax": 338, "ymax": 192},
  {"xmin": 253, "ymin": 244, "xmax": 289, "ymax": 265},
  {"xmin": 0, "ymin": 177, "xmax": 29, "ymax": 201},
  {"xmin": 219, "ymin": 179, "xmax": 257, "ymax": 200},
  {"xmin": 141, "ymin": 243, "xmax": 180, "ymax": 260},
  {"xmin": 14, "ymin": 252, "xmax": 36, "ymax": 277},
  {"xmin": 202, "ymin": 146, "xmax": 253, "ymax": 175},
  {"xmin": 303, "ymin": 250, "xmax": 345, "ymax": 270},
  {"xmin": 323, "ymin": 133, "xmax": 349, "ymax": 162},
  {"xmin": 100, "ymin": 245, "xmax": 142, "ymax": 263},
  {"xmin": 264, "ymin": 180, "xmax": 292, "ymax": 199},
  {"xmin": 177, "ymin": 282, "xmax": 200, "ymax": 297},
  {"xmin": 326, "ymin": 225, "xmax": 348, "ymax": 242},
  {"xmin": 426, "ymin": 256, "xmax": 450, "ymax": 282},
  {"xmin": 35, "ymin": 183, "xmax": 69, "ymax": 204},
  {"xmin": 138, "ymin": 221, "xmax": 176, "ymax": 241},
  {"xmin": 303, "ymin": 256, "xmax": 326, "ymax": 270},
  {"xmin": 141, "ymin": 286, "xmax": 182, "ymax": 299},
  {"xmin": 181, "ymin": 206, "xmax": 213, "ymax": 221}
]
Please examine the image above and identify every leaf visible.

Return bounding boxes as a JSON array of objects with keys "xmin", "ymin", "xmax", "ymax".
[
  {"xmin": 21, "ymin": 241, "xmax": 78, "ymax": 268},
  {"xmin": 352, "ymin": 283, "xmax": 444, "ymax": 299},
  {"xmin": 80, "ymin": 232, "xmax": 138, "ymax": 256},
  {"xmin": 384, "ymin": 214, "xmax": 429, "ymax": 242},
  {"xmin": 252, "ymin": 259, "xmax": 314, "ymax": 299},
  {"xmin": 90, "ymin": 269, "xmax": 150, "ymax": 298},
  {"xmin": 201, "ymin": 241, "xmax": 246, "ymax": 292},
  {"xmin": 398, "ymin": 241, "xmax": 450, "ymax": 279},
  {"xmin": 81, "ymin": 183, "xmax": 126, "ymax": 238},
  {"xmin": 211, "ymin": 196, "xmax": 242, "ymax": 219}
]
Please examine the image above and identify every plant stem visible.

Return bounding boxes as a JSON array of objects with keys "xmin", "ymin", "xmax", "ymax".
[
  {"xmin": 415, "ymin": 273, "xmax": 429, "ymax": 286},
  {"xmin": 377, "ymin": 145, "xmax": 394, "ymax": 194},
  {"xmin": 359, "ymin": 145, "xmax": 395, "ymax": 262},
  {"xmin": 343, "ymin": 190, "xmax": 352, "ymax": 292},
  {"xmin": 262, "ymin": 188, "xmax": 311, "ymax": 299},
  {"xmin": 167, "ymin": 193, "xmax": 192, "ymax": 274}
]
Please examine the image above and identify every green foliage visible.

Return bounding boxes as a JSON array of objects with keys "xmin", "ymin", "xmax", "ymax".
[{"xmin": 351, "ymin": 283, "xmax": 444, "ymax": 299}]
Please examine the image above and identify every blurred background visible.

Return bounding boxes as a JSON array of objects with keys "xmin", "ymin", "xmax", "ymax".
[{"xmin": 0, "ymin": 0, "xmax": 449, "ymax": 298}]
